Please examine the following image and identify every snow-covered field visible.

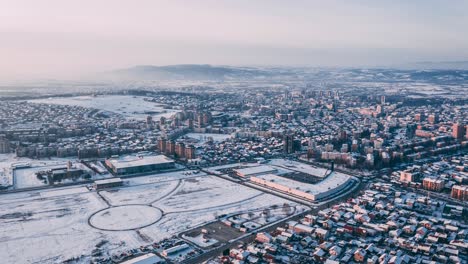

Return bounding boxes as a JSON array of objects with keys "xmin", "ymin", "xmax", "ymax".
[
  {"xmin": 14, "ymin": 165, "xmax": 58, "ymax": 188},
  {"xmin": 0, "ymin": 171, "xmax": 305, "ymax": 263},
  {"xmin": 0, "ymin": 154, "xmax": 15, "ymax": 187},
  {"xmin": 28, "ymin": 95, "xmax": 180, "ymax": 120},
  {"xmin": 90, "ymin": 205, "xmax": 163, "ymax": 231},
  {"xmin": 182, "ymin": 234, "xmax": 218, "ymax": 248},
  {"xmin": 13, "ymin": 160, "xmax": 99, "ymax": 189},
  {"xmin": 0, "ymin": 187, "xmax": 107, "ymax": 263}
]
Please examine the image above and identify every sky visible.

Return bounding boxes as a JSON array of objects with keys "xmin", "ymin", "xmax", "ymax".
[{"xmin": 1, "ymin": 0, "xmax": 468, "ymax": 79}]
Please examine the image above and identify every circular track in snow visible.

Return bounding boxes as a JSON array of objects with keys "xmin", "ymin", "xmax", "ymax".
[{"xmin": 89, "ymin": 205, "xmax": 162, "ymax": 231}]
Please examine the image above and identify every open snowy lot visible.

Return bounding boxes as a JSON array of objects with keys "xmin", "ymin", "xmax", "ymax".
[
  {"xmin": 0, "ymin": 171, "xmax": 306, "ymax": 263},
  {"xmin": 1, "ymin": 154, "xmax": 70, "ymax": 189},
  {"xmin": 29, "ymin": 95, "xmax": 180, "ymax": 120},
  {"xmin": 14, "ymin": 164, "xmax": 61, "ymax": 188},
  {"xmin": 0, "ymin": 187, "xmax": 107, "ymax": 263},
  {"xmin": 0, "ymin": 154, "xmax": 100, "ymax": 189}
]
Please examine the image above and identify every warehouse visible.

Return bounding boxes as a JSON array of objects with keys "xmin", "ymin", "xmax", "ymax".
[
  {"xmin": 250, "ymin": 172, "xmax": 354, "ymax": 201},
  {"xmin": 121, "ymin": 253, "xmax": 164, "ymax": 264},
  {"xmin": 94, "ymin": 178, "xmax": 123, "ymax": 190},
  {"xmin": 234, "ymin": 165, "xmax": 278, "ymax": 178},
  {"xmin": 105, "ymin": 155, "xmax": 175, "ymax": 175}
]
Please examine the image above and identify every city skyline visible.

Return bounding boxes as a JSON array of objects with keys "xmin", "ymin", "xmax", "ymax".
[{"xmin": 0, "ymin": 2, "xmax": 467, "ymax": 264}]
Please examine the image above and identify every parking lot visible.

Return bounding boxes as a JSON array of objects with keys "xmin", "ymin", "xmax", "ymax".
[{"xmin": 181, "ymin": 221, "xmax": 244, "ymax": 247}]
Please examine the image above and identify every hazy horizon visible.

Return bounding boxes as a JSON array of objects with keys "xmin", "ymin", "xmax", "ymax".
[{"xmin": 2, "ymin": 0, "xmax": 468, "ymax": 80}]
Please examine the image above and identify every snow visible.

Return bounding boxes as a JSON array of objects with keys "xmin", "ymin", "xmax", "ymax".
[
  {"xmin": 162, "ymin": 244, "xmax": 195, "ymax": 262},
  {"xmin": 0, "ymin": 154, "xmax": 15, "ymax": 187},
  {"xmin": 234, "ymin": 165, "xmax": 278, "ymax": 177},
  {"xmin": 87, "ymin": 161, "xmax": 109, "ymax": 174},
  {"xmin": 0, "ymin": 188, "xmax": 107, "ymax": 264},
  {"xmin": 99, "ymin": 180, "xmax": 179, "ymax": 206},
  {"xmin": 121, "ymin": 253, "xmax": 164, "ymax": 264},
  {"xmin": 206, "ymin": 163, "xmax": 250, "ymax": 171},
  {"xmin": 0, "ymin": 168, "xmax": 12, "ymax": 187},
  {"xmin": 89, "ymin": 205, "xmax": 162, "ymax": 231},
  {"xmin": 252, "ymin": 172, "xmax": 351, "ymax": 196},
  {"xmin": 0, "ymin": 155, "xmax": 99, "ymax": 189},
  {"xmin": 268, "ymin": 159, "xmax": 330, "ymax": 178},
  {"xmin": 155, "ymin": 176, "xmax": 273, "ymax": 213},
  {"xmin": 0, "ymin": 170, "xmax": 307, "ymax": 263},
  {"xmin": 124, "ymin": 170, "xmax": 206, "ymax": 185},
  {"xmin": 28, "ymin": 95, "xmax": 180, "ymax": 120},
  {"xmin": 40, "ymin": 186, "xmax": 89, "ymax": 198},
  {"xmin": 14, "ymin": 165, "xmax": 51, "ymax": 188}
]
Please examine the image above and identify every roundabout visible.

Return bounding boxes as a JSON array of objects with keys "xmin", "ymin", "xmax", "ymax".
[{"xmin": 89, "ymin": 205, "xmax": 163, "ymax": 231}]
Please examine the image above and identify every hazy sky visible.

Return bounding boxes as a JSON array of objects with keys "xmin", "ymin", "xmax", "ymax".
[{"xmin": 1, "ymin": 0, "xmax": 468, "ymax": 79}]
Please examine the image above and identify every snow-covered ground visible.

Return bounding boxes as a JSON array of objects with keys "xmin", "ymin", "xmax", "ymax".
[
  {"xmin": 0, "ymin": 154, "xmax": 15, "ymax": 188},
  {"xmin": 13, "ymin": 160, "xmax": 98, "ymax": 189},
  {"xmin": 0, "ymin": 187, "xmax": 107, "ymax": 264},
  {"xmin": 90, "ymin": 205, "xmax": 162, "ymax": 231},
  {"xmin": 124, "ymin": 170, "xmax": 205, "ymax": 185},
  {"xmin": 0, "ymin": 170, "xmax": 306, "ymax": 263},
  {"xmin": 0, "ymin": 155, "xmax": 110, "ymax": 189},
  {"xmin": 0, "ymin": 154, "xmax": 67, "ymax": 188},
  {"xmin": 28, "ymin": 95, "xmax": 180, "ymax": 120},
  {"xmin": 14, "ymin": 164, "xmax": 60, "ymax": 188},
  {"xmin": 100, "ymin": 180, "xmax": 179, "ymax": 206}
]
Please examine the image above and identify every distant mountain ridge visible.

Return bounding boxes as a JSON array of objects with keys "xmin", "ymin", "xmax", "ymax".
[
  {"xmin": 407, "ymin": 61, "xmax": 468, "ymax": 70},
  {"xmin": 106, "ymin": 64, "xmax": 277, "ymax": 80},
  {"xmin": 102, "ymin": 64, "xmax": 468, "ymax": 85}
]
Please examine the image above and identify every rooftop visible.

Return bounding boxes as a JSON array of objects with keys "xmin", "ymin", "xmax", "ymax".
[
  {"xmin": 234, "ymin": 165, "xmax": 278, "ymax": 177},
  {"xmin": 107, "ymin": 155, "xmax": 174, "ymax": 169},
  {"xmin": 94, "ymin": 178, "xmax": 123, "ymax": 185},
  {"xmin": 253, "ymin": 172, "xmax": 351, "ymax": 195}
]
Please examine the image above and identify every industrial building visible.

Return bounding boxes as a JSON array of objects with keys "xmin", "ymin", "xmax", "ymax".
[
  {"xmin": 234, "ymin": 165, "xmax": 278, "ymax": 178},
  {"xmin": 105, "ymin": 154, "xmax": 175, "ymax": 175},
  {"xmin": 94, "ymin": 178, "xmax": 123, "ymax": 190},
  {"xmin": 121, "ymin": 253, "xmax": 164, "ymax": 264},
  {"xmin": 250, "ymin": 172, "xmax": 354, "ymax": 201}
]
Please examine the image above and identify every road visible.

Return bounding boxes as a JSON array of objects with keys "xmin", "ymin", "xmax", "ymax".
[
  {"xmin": 0, "ymin": 166, "xmax": 186, "ymax": 196},
  {"xmin": 181, "ymin": 175, "xmax": 365, "ymax": 264}
]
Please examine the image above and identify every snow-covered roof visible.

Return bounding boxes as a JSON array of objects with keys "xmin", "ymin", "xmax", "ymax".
[
  {"xmin": 94, "ymin": 177, "xmax": 123, "ymax": 185},
  {"xmin": 121, "ymin": 253, "xmax": 163, "ymax": 264},
  {"xmin": 235, "ymin": 165, "xmax": 277, "ymax": 176},
  {"xmin": 253, "ymin": 172, "xmax": 351, "ymax": 196},
  {"xmin": 107, "ymin": 155, "xmax": 174, "ymax": 169}
]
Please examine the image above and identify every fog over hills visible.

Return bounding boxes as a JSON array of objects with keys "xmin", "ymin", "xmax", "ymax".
[
  {"xmin": 2, "ymin": 64, "xmax": 467, "ymax": 99},
  {"xmin": 102, "ymin": 64, "xmax": 468, "ymax": 84},
  {"xmin": 104, "ymin": 64, "xmax": 285, "ymax": 81}
]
